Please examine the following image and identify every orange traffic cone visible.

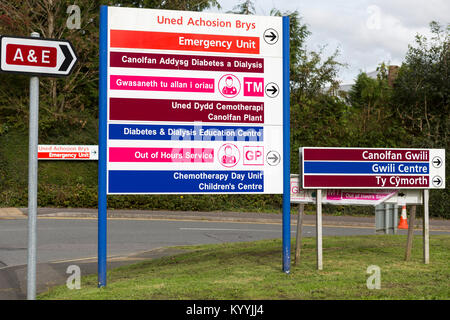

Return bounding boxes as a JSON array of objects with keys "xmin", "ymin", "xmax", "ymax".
[{"xmin": 398, "ymin": 205, "xmax": 408, "ymax": 229}]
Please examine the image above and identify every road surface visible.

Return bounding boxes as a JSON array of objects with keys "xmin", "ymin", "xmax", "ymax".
[{"xmin": 1, "ymin": 217, "xmax": 448, "ymax": 268}]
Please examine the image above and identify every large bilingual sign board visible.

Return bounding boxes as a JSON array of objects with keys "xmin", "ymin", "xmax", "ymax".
[
  {"xmin": 302, "ymin": 147, "xmax": 445, "ymax": 189},
  {"xmin": 102, "ymin": 7, "xmax": 285, "ymax": 194}
]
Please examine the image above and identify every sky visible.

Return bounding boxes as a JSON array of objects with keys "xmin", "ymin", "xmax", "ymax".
[{"xmin": 206, "ymin": 0, "xmax": 450, "ymax": 84}]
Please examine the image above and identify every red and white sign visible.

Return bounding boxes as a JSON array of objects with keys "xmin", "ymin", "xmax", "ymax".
[
  {"xmin": 0, "ymin": 36, "xmax": 77, "ymax": 77},
  {"xmin": 290, "ymin": 175, "xmax": 423, "ymax": 205},
  {"xmin": 38, "ymin": 145, "xmax": 98, "ymax": 160}
]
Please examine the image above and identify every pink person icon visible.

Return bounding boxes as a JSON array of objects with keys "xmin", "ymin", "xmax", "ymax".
[
  {"xmin": 222, "ymin": 145, "xmax": 236, "ymax": 164},
  {"xmin": 218, "ymin": 143, "xmax": 240, "ymax": 167},
  {"xmin": 219, "ymin": 74, "xmax": 240, "ymax": 98}
]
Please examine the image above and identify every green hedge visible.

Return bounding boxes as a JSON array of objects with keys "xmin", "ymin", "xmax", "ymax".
[{"xmin": 0, "ymin": 128, "xmax": 448, "ymax": 218}]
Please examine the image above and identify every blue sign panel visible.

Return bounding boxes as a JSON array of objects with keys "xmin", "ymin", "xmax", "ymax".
[
  {"xmin": 109, "ymin": 124, "xmax": 264, "ymax": 141},
  {"xmin": 108, "ymin": 170, "xmax": 264, "ymax": 193},
  {"xmin": 304, "ymin": 162, "xmax": 429, "ymax": 174}
]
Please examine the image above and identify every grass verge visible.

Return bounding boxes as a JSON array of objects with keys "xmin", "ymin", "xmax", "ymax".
[{"xmin": 38, "ymin": 235, "xmax": 450, "ymax": 300}]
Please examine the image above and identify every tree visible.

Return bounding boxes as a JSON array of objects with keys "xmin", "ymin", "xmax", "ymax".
[
  {"xmin": 114, "ymin": 0, "xmax": 220, "ymax": 11},
  {"xmin": 0, "ymin": 0, "xmax": 101, "ymax": 139},
  {"xmin": 228, "ymin": 0, "xmax": 255, "ymax": 15},
  {"xmin": 392, "ymin": 21, "xmax": 449, "ymax": 147},
  {"xmin": 391, "ymin": 21, "xmax": 449, "ymax": 218},
  {"xmin": 0, "ymin": 0, "xmax": 221, "ymax": 139},
  {"xmin": 269, "ymin": 9, "xmax": 345, "ymax": 102},
  {"xmin": 347, "ymin": 63, "xmax": 393, "ymax": 133}
]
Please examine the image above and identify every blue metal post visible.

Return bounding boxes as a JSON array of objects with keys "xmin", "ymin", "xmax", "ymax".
[
  {"xmin": 98, "ymin": 5, "xmax": 108, "ymax": 288},
  {"xmin": 282, "ymin": 16, "xmax": 291, "ymax": 273}
]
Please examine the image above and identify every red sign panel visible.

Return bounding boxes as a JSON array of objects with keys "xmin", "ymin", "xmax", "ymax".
[
  {"xmin": 110, "ymin": 30, "xmax": 260, "ymax": 54},
  {"xmin": 38, "ymin": 145, "xmax": 98, "ymax": 160},
  {"xmin": 6, "ymin": 44, "xmax": 57, "ymax": 67},
  {"xmin": 109, "ymin": 98, "xmax": 264, "ymax": 124},
  {"xmin": 303, "ymin": 148, "xmax": 429, "ymax": 162}
]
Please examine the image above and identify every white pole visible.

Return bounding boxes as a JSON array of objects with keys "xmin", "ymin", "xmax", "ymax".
[
  {"xmin": 316, "ymin": 189, "xmax": 323, "ymax": 270},
  {"xmin": 27, "ymin": 32, "xmax": 40, "ymax": 300},
  {"xmin": 423, "ymin": 189, "xmax": 429, "ymax": 264}
]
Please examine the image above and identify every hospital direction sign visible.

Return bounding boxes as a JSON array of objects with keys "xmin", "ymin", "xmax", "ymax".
[
  {"xmin": 0, "ymin": 36, "xmax": 77, "ymax": 77},
  {"xmin": 102, "ymin": 7, "xmax": 286, "ymax": 194},
  {"xmin": 38, "ymin": 145, "xmax": 98, "ymax": 160}
]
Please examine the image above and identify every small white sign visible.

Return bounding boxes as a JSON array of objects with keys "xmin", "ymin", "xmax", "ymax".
[
  {"xmin": 290, "ymin": 175, "xmax": 423, "ymax": 205},
  {"xmin": 38, "ymin": 145, "xmax": 98, "ymax": 160},
  {"xmin": 0, "ymin": 36, "xmax": 77, "ymax": 77}
]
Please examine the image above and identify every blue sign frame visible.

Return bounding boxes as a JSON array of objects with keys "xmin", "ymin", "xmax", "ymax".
[
  {"xmin": 98, "ymin": 5, "xmax": 108, "ymax": 287},
  {"xmin": 282, "ymin": 16, "xmax": 290, "ymax": 273}
]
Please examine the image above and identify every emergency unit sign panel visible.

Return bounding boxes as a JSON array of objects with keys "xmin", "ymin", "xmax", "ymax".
[{"xmin": 104, "ymin": 7, "xmax": 285, "ymax": 194}]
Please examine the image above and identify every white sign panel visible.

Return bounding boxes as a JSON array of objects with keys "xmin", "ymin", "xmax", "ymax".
[
  {"xmin": 0, "ymin": 36, "xmax": 77, "ymax": 77},
  {"xmin": 103, "ymin": 7, "xmax": 285, "ymax": 194}
]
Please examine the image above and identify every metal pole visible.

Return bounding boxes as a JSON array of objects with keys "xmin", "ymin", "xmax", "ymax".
[
  {"xmin": 281, "ymin": 15, "xmax": 291, "ymax": 274},
  {"xmin": 394, "ymin": 204, "xmax": 398, "ymax": 235},
  {"xmin": 316, "ymin": 189, "xmax": 323, "ymax": 270},
  {"xmin": 294, "ymin": 203, "xmax": 304, "ymax": 265},
  {"xmin": 423, "ymin": 190, "xmax": 429, "ymax": 264},
  {"xmin": 384, "ymin": 203, "xmax": 389, "ymax": 234},
  {"xmin": 27, "ymin": 32, "xmax": 40, "ymax": 300}
]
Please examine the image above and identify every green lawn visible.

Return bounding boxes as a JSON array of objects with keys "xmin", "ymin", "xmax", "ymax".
[{"xmin": 39, "ymin": 235, "xmax": 450, "ymax": 300}]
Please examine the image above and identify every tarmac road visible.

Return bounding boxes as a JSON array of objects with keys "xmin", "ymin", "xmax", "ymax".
[{"xmin": 0, "ymin": 218, "xmax": 378, "ymax": 268}]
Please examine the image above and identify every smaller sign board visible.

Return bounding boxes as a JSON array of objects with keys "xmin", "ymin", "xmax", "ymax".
[
  {"xmin": 301, "ymin": 147, "xmax": 445, "ymax": 189},
  {"xmin": 0, "ymin": 36, "xmax": 77, "ymax": 77},
  {"xmin": 38, "ymin": 145, "xmax": 98, "ymax": 160},
  {"xmin": 290, "ymin": 175, "xmax": 423, "ymax": 205}
]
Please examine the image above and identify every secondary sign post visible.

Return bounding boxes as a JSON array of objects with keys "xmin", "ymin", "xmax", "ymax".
[
  {"xmin": 301, "ymin": 147, "xmax": 445, "ymax": 269},
  {"xmin": 0, "ymin": 33, "xmax": 77, "ymax": 299},
  {"xmin": 98, "ymin": 6, "xmax": 290, "ymax": 286},
  {"xmin": 302, "ymin": 147, "xmax": 445, "ymax": 189}
]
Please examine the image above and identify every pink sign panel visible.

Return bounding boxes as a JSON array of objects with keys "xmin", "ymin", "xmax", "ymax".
[
  {"xmin": 109, "ymin": 147, "xmax": 214, "ymax": 163},
  {"xmin": 110, "ymin": 75, "xmax": 214, "ymax": 93}
]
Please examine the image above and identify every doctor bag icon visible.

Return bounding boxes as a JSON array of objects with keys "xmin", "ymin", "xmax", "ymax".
[
  {"xmin": 219, "ymin": 74, "xmax": 240, "ymax": 98},
  {"xmin": 218, "ymin": 143, "xmax": 240, "ymax": 167}
]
